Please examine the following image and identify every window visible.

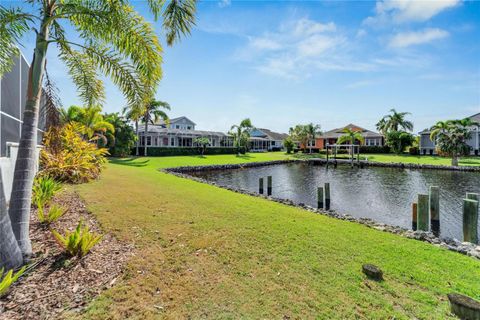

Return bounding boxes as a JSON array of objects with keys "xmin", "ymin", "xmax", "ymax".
[
  {"xmin": 211, "ymin": 139, "xmax": 215, "ymax": 147},
  {"xmin": 187, "ymin": 126, "xmax": 191, "ymax": 130},
  {"xmin": 271, "ymin": 141, "xmax": 276, "ymax": 146},
  {"xmin": 146, "ymin": 136, "xmax": 151, "ymax": 146},
  {"xmin": 170, "ymin": 137, "xmax": 175, "ymax": 146},
  {"xmin": 176, "ymin": 125, "xmax": 180, "ymax": 129},
  {"xmin": 140, "ymin": 136, "xmax": 145, "ymax": 146}
]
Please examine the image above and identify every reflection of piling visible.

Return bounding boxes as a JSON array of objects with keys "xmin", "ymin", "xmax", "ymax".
[
  {"xmin": 259, "ymin": 178, "xmax": 264, "ymax": 195},
  {"xmin": 466, "ymin": 192, "xmax": 479, "ymax": 202},
  {"xmin": 463, "ymin": 198, "xmax": 479, "ymax": 244},
  {"xmin": 317, "ymin": 187, "xmax": 324, "ymax": 209},
  {"xmin": 417, "ymin": 194, "xmax": 429, "ymax": 231},
  {"xmin": 429, "ymin": 186, "xmax": 440, "ymax": 236},
  {"xmin": 325, "ymin": 183, "xmax": 331, "ymax": 210},
  {"xmin": 412, "ymin": 202, "xmax": 418, "ymax": 231},
  {"xmin": 267, "ymin": 176, "xmax": 272, "ymax": 196}
]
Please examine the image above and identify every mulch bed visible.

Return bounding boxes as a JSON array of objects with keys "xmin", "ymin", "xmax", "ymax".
[{"xmin": 0, "ymin": 191, "xmax": 134, "ymax": 319}]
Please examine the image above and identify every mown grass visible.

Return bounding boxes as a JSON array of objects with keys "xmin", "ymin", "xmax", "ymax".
[{"xmin": 73, "ymin": 152, "xmax": 480, "ymax": 319}]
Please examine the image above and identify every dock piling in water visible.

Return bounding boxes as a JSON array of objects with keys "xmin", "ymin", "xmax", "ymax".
[
  {"xmin": 317, "ymin": 187, "xmax": 324, "ymax": 209},
  {"xmin": 417, "ymin": 194, "xmax": 429, "ymax": 231},
  {"xmin": 259, "ymin": 177, "xmax": 264, "ymax": 195},
  {"xmin": 463, "ymin": 198, "xmax": 479, "ymax": 244},
  {"xmin": 267, "ymin": 176, "xmax": 272, "ymax": 196},
  {"xmin": 429, "ymin": 186, "xmax": 440, "ymax": 236},
  {"xmin": 412, "ymin": 202, "xmax": 418, "ymax": 231},
  {"xmin": 325, "ymin": 183, "xmax": 331, "ymax": 210}
]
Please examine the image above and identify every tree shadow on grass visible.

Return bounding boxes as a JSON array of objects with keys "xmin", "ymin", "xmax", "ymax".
[
  {"xmin": 109, "ymin": 157, "xmax": 150, "ymax": 167},
  {"xmin": 235, "ymin": 154, "xmax": 254, "ymax": 159},
  {"xmin": 460, "ymin": 160, "xmax": 480, "ymax": 166}
]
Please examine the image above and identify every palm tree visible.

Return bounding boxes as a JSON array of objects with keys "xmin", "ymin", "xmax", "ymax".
[
  {"xmin": 377, "ymin": 108, "xmax": 414, "ymax": 133},
  {"xmin": 430, "ymin": 120, "xmax": 474, "ymax": 166},
  {"xmin": 61, "ymin": 105, "xmax": 115, "ymax": 144},
  {"xmin": 429, "ymin": 120, "xmax": 452, "ymax": 142},
  {"xmin": 337, "ymin": 128, "xmax": 365, "ymax": 161},
  {"xmin": 305, "ymin": 123, "xmax": 322, "ymax": 153},
  {"xmin": 0, "ymin": 0, "xmax": 196, "ymax": 266},
  {"xmin": 230, "ymin": 119, "xmax": 253, "ymax": 155},
  {"xmin": 289, "ymin": 125, "xmax": 309, "ymax": 153},
  {"xmin": 142, "ymin": 99, "xmax": 170, "ymax": 156},
  {"xmin": 123, "ymin": 106, "xmax": 144, "ymax": 156}
]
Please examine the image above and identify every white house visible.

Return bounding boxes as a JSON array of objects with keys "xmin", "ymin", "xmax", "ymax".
[
  {"xmin": 419, "ymin": 113, "xmax": 480, "ymax": 156},
  {"xmin": 138, "ymin": 116, "xmax": 234, "ymax": 148}
]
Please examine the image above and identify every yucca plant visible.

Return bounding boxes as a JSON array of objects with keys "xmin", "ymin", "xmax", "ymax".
[
  {"xmin": 0, "ymin": 266, "xmax": 26, "ymax": 297},
  {"xmin": 32, "ymin": 176, "xmax": 62, "ymax": 208},
  {"xmin": 52, "ymin": 221, "xmax": 102, "ymax": 258},
  {"xmin": 38, "ymin": 204, "xmax": 66, "ymax": 225}
]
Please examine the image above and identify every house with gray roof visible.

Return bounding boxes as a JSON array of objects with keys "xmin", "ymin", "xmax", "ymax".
[
  {"xmin": 419, "ymin": 113, "xmax": 480, "ymax": 156},
  {"xmin": 315, "ymin": 124, "xmax": 384, "ymax": 149},
  {"xmin": 138, "ymin": 116, "xmax": 234, "ymax": 149},
  {"xmin": 249, "ymin": 128, "xmax": 289, "ymax": 152}
]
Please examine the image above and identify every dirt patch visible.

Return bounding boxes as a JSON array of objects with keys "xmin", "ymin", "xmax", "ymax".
[{"xmin": 0, "ymin": 191, "xmax": 134, "ymax": 319}]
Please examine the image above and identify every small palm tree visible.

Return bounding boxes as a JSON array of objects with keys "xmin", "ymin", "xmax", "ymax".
[
  {"xmin": 305, "ymin": 123, "xmax": 322, "ymax": 153},
  {"xmin": 142, "ymin": 100, "xmax": 170, "ymax": 156},
  {"xmin": 0, "ymin": 0, "xmax": 196, "ymax": 266},
  {"xmin": 61, "ymin": 106, "xmax": 114, "ymax": 144},
  {"xmin": 430, "ymin": 119, "xmax": 475, "ymax": 166},
  {"xmin": 337, "ymin": 128, "xmax": 365, "ymax": 161},
  {"xmin": 377, "ymin": 109, "xmax": 414, "ymax": 133},
  {"xmin": 230, "ymin": 119, "xmax": 253, "ymax": 155},
  {"xmin": 289, "ymin": 125, "xmax": 309, "ymax": 153}
]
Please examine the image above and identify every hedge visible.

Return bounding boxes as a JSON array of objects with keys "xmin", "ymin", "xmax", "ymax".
[
  {"xmin": 359, "ymin": 146, "xmax": 391, "ymax": 154},
  {"xmin": 135, "ymin": 147, "xmax": 238, "ymax": 157}
]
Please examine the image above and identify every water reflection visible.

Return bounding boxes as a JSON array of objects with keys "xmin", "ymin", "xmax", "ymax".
[{"xmin": 191, "ymin": 163, "xmax": 480, "ymax": 241}]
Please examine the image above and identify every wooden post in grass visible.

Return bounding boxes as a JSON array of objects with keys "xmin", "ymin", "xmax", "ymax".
[
  {"xmin": 463, "ymin": 198, "xmax": 479, "ymax": 244},
  {"xmin": 267, "ymin": 176, "xmax": 272, "ymax": 196},
  {"xmin": 259, "ymin": 178, "xmax": 264, "ymax": 195},
  {"xmin": 429, "ymin": 186, "xmax": 440, "ymax": 236},
  {"xmin": 317, "ymin": 187, "xmax": 324, "ymax": 209},
  {"xmin": 417, "ymin": 194, "xmax": 429, "ymax": 231},
  {"xmin": 325, "ymin": 183, "xmax": 331, "ymax": 210},
  {"xmin": 412, "ymin": 202, "xmax": 418, "ymax": 231}
]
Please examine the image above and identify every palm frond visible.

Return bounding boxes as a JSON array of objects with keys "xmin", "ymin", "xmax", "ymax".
[{"xmin": 162, "ymin": 0, "xmax": 196, "ymax": 46}]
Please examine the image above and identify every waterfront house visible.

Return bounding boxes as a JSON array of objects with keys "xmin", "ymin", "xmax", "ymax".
[
  {"xmin": 315, "ymin": 124, "xmax": 384, "ymax": 149},
  {"xmin": 249, "ymin": 128, "xmax": 289, "ymax": 152},
  {"xmin": 419, "ymin": 113, "xmax": 480, "ymax": 156},
  {"xmin": 138, "ymin": 116, "xmax": 234, "ymax": 148}
]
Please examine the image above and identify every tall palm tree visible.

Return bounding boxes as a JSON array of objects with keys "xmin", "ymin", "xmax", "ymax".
[
  {"xmin": 429, "ymin": 120, "xmax": 452, "ymax": 142},
  {"xmin": 377, "ymin": 108, "xmax": 414, "ymax": 133},
  {"xmin": 0, "ymin": 0, "xmax": 196, "ymax": 266},
  {"xmin": 430, "ymin": 119, "xmax": 475, "ymax": 166},
  {"xmin": 305, "ymin": 123, "xmax": 322, "ymax": 153},
  {"xmin": 230, "ymin": 118, "xmax": 253, "ymax": 155},
  {"xmin": 142, "ymin": 99, "xmax": 170, "ymax": 156},
  {"xmin": 123, "ymin": 105, "xmax": 144, "ymax": 156},
  {"xmin": 337, "ymin": 128, "xmax": 365, "ymax": 161}
]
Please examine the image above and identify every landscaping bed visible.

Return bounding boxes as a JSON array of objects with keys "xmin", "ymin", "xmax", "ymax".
[{"xmin": 0, "ymin": 191, "xmax": 133, "ymax": 320}]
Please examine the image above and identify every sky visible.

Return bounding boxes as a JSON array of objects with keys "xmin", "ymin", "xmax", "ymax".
[{"xmin": 10, "ymin": 0, "xmax": 480, "ymax": 133}]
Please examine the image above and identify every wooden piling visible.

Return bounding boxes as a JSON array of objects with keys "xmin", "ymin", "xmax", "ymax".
[
  {"xmin": 267, "ymin": 176, "xmax": 272, "ymax": 196},
  {"xmin": 412, "ymin": 202, "xmax": 418, "ymax": 231},
  {"xmin": 259, "ymin": 177, "xmax": 264, "ymax": 195},
  {"xmin": 317, "ymin": 187, "xmax": 324, "ymax": 209},
  {"xmin": 463, "ymin": 198, "xmax": 479, "ymax": 244},
  {"xmin": 325, "ymin": 183, "xmax": 331, "ymax": 210},
  {"xmin": 417, "ymin": 194, "xmax": 429, "ymax": 231},
  {"xmin": 466, "ymin": 192, "xmax": 479, "ymax": 201},
  {"xmin": 429, "ymin": 186, "xmax": 440, "ymax": 236}
]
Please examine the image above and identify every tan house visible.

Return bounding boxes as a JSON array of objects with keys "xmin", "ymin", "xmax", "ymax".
[{"xmin": 315, "ymin": 124, "xmax": 384, "ymax": 149}]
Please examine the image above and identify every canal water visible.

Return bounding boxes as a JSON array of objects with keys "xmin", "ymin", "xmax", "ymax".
[{"xmin": 189, "ymin": 162, "xmax": 480, "ymax": 241}]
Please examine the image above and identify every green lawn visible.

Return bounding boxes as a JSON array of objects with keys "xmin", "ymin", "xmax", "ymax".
[{"xmin": 73, "ymin": 153, "xmax": 480, "ymax": 319}]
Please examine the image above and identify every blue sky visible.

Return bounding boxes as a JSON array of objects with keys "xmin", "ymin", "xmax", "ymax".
[{"xmin": 12, "ymin": 0, "xmax": 480, "ymax": 133}]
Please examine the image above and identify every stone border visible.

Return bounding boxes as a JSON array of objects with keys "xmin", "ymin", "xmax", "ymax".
[{"xmin": 163, "ymin": 160, "xmax": 480, "ymax": 260}]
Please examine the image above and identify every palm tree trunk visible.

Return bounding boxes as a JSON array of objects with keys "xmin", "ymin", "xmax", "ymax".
[
  {"xmin": 452, "ymin": 155, "xmax": 459, "ymax": 166},
  {"xmin": 144, "ymin": 117, "xmax": 148, "ymax": 157},
  {"xmin": 135, "ymin": 120, "xmax": 139, "ymax": 156},
  {"xmin": 9, "ymin": 21, "xmax": 49, "ymax": 257},
  {"xmin": 0, "ymin": 170, "xmax": 23, "ymax": 269}
]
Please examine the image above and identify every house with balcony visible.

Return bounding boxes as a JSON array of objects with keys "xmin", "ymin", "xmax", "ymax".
[
  {"xmin": 138, "ymin": 116, "xmax": 234, "ymax": 149},
  {"xmin": 419, "ymin": 113, "xmax": 480, "ymax": 156},
  {"xmin": 249, "ymin": 128, "xmax": 289, "ymax": 152},
  {"xmin": 315, "ymin": 124, "xmax": 384, "ymax": 149}
]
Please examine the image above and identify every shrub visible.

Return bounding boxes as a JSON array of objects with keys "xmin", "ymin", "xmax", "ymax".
[
  {"xmin": 0, "ymin": 266, "xmax": 26, "ymax": 297},
  {"xmin": 409, "ymin": 147, "xmax": 419, "ymax": 155},
  {"xmin": 283, "ymin": 137, "xmax": 295, "ymax": 154},
  {"xmin": 385, "ymin": 131, "xmax": 415, "ymax": 154},
  {"xmin": 40, "ymin": 124, "xmax": 109, "ymax": 183},
  {"xmin": 359, "ymin": 146, "xmax": 391, "ymax": 154},
  {"xmin": 138, "ymin": 147, "xmax": 237, "ymax": 157},
  {"xmin": 38, "ymin": 204, "xmax": 66, "ymax": 224},
  {"xmin": 52, "ymin": 221, "xmax": 102, "ymax": 257},
  {"xmin": 32, "ymin": 176, "xmax": 61, "ymax": 208}
]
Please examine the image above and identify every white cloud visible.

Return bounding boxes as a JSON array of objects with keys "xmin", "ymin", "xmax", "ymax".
[
  {"xmin": 389, "ymin": 28, "xmax": 449, "ymax": 48},
  {"xmin": 297, "ymin": 34, "xmax": 344, "ymax": 57},
  {"xmin": 364, "ymin": 0, "xmax": 461, "ymax": 25},
  {"xmin": 292, "ymin": 19, "xmax": 336, "ymax": 36},
  {"xmin": 218, "ymin": 0, "xmax": 231, "ymax": 8},
  {"xmin": 250, "ymin": 37, "xmax": 282, "ymax": 51}
]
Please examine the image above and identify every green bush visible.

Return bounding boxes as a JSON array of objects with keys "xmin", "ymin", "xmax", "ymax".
[
  {"xmin": 0, "ymin": 266, "xmax": 26, "ymax": 297},
  {"xmin": 409, "ymin": 147, "xmax": 419, "ymax": 155},
  {"xmin": 38, "ymin": 204, "xmax": 66, "ymax": 224},
  {"xmin": 359, "ymin": 146, "xmax": 391, "ymax": 154},
  {"xmin": 32, "ymin": 176, "xmax": 62, "ymax": 209},
  {"xmin": 138, "ymin": 147, "xmax": 237, "ymax": 157},
  {"xmin": 52, "ymin": 220, "xmax": 103, "ymax": 257}
]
